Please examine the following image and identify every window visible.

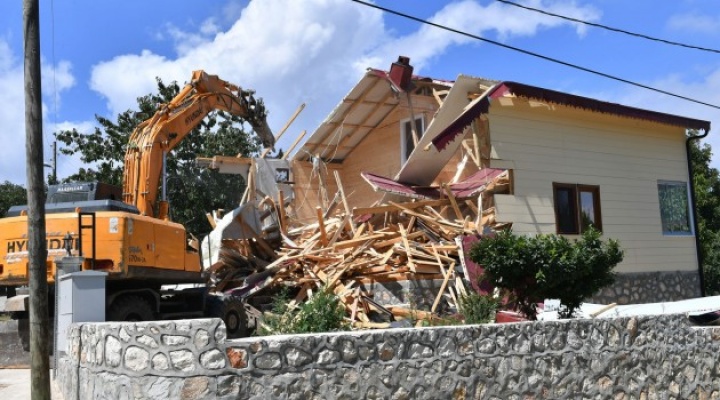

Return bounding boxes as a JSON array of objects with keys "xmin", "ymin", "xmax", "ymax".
[
  {"xmin": 553, "ymin": 183, "xmax": 602, "ymax": 234},
  {"xmin": 400, "ymin": 116, "xmax": 424, "ymax": 162},
  {"xmin": 657, "ymin": 181, "xmax": 693, "ymax": 235}
]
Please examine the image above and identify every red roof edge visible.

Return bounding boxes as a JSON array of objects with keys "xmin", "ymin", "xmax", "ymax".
[{"xmin": 431, "ymin": 81, "xmax": 711, "ymax": 152}]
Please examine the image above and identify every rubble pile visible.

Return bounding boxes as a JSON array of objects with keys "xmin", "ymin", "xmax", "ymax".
[{"xmin": 205, "ymin": 170, "xmax": 512, "ymax": 329}]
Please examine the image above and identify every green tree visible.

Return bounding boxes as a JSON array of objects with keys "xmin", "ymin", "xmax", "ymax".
[
  {"xmin": 469, "ymin": 228, "xmax": 622, "ymax": 319},
  {"xmin": 0, "ymin": 181, "xmax": 27, "ymax": 217},
  {"xmin": 56, "ymin": 78, "xmax": 261, "ymax": 236},
  {"xmin": 689, "ymin": 138, "xmax": 720, "ymax": 295}
]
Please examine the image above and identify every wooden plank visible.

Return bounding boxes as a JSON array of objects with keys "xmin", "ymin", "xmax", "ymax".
[
  {"xmin": 333, "ymin": 170, "xmax": 356, "ymax": 234},
  {"xmin": 386, "ymin": 306, "xmax": 437, "ymax": 321},
  {"xmin": 353, "ymin": 321, "xmax": 391, "ymax": 329},
  {"xmin": 328, "ymin": 214, "xmax": 351, "ymax": 246},
  {"xmin": 278, "ymin": 190, "xmax": 287, "ymax": 236},
  {"xmin": 442, "ymin": 183, "xmax": 463, "ymax": 220},
  {"xmin": 261, "ymin": 103, "xmax": 305, "ymax": 158},
  {"xmin": 352, "ymin": 199, "xmax": 450, "ymax": 217},
  {"xmin": 373, "ymin": 231, "xmax": 423, "ymax": 249},
  {"xmin": 461, "ymin": 139, "xmax": 480, "ymax": 168},
  {"xmin": 316, "ymin": 206, "xmax": 328, "ymax": 246},
  {"xmin": 282, "ymin": 130, "xmax": 307, "ymax": 160},
  {"xmin": 399, "ymin": 224, "xmax": 415, "ymax": 272},
  {"xmin": 333, "ymin": 233, "xmax": 389, "ymax": 250},
  {"xmin": 354, "ymin": 273, "xmax": 445, "ymax": 284},
  {"xmin": 205, "ymin": 212, "xmax": 217, "ymax": 229}
]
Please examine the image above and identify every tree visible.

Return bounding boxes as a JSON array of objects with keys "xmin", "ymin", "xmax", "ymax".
[
  {"xmin": 0, "ymin": 181, "xmax": 27, "ymax": 217},
  {"xmin": 689, "ymin": 137, "xmax": 720, "ymax": 295},
  {"xmin": 55, "ymin": 78, "xmax": 261, "ymax": 237},
  {"xmin": 469, "ymin": 228, "xmax": 623, "ymax": 319}
]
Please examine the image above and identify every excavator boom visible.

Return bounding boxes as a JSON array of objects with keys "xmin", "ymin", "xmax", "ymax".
[{"xmin": 122, "ymin": 70, "xmax": 274, "ymax": 217}]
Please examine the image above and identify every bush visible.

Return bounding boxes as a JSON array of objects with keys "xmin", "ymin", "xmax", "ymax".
[
  {"xmin": 458, "ymin": 292, "xmax": 498, "ymax": 324},
  {"xmin": 469, "ymin": 227, "xmax": 623, "ymax": 319},
  {"xmin": 260, "ymin": 287, "xmax": 348, "ymax": 335}
]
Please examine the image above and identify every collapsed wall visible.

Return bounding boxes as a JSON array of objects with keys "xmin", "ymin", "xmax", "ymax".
[{"xmin": 58, "ymin": 314, "xmax": 720, "ymax": 399}]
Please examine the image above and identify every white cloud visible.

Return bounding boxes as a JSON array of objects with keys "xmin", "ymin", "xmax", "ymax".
[
  {"xmin": 355, "ymin": 0, "xmax": 600, "ymax": 72},
  {"xmin": 667, "ymin": 13, "xmax": 720, "ymax": 35},
  {"xmin": 0, "ymin": 38, "xmax": 76, "ymax": 184},
  {"xmin": 0, "ymin": 39, "xmax": 26, "ymax": 184},
  {"xmin": 88, "ymin": 0, "xmax": 600, "ymax": 155}
]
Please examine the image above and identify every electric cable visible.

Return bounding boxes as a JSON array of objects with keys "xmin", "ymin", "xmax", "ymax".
[
  {"xmin": 351, "ymin": 0, "xmax": 720, "ymax": 111},
  {"xmin": 496, "ymin": 0, "xmax": 720, "ymax": 55}
]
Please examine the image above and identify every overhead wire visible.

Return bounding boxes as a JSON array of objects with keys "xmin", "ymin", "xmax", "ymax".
[
  {"xmin": 49, "ymin": 0, "xmax": 58, "ymax": 167},
  {"xmin": 351, "ymin": 0, "xmax": 720, "ymax": 111},
  {"xmin": 495, "ymin": 0, "xmax": 720, "ymax": 55}
]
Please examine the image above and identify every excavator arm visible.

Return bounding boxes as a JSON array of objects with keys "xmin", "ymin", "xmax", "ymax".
[{"xmin": 122, "ymin": 70, "xmax": 274, "ymax": 218}]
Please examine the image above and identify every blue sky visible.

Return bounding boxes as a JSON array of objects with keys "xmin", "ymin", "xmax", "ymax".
[{"xmin": 1, "ymin": 0, "xmax": 719, "ymax": 185}]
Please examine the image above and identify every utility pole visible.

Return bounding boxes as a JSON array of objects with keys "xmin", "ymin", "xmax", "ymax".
[{"xmin": 23, "ymin": 0, "xmax": 51, "ymax": 398}]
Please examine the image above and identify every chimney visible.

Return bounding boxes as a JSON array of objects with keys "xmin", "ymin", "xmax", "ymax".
[{"xmin": 388, "ymin": 56, "xmax": 413, "ymax": 92}]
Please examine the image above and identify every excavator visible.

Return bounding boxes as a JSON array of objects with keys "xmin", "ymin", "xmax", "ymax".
[{"xmin": 0, "ymin": 70, "xmax": 274, "ymax": 337}]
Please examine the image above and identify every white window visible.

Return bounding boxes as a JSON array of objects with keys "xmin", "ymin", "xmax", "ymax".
[
  {"xmin": 657, "ymin": 180, "xmax": 693, "ymax": 235},
  {"xmin": 400, "ymin": 116, "xmax": 424, "ymax": 162}
]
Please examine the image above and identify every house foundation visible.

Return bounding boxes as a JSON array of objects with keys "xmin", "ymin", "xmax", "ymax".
[{"xmin": 590, "ymin": 270, "xmax": 701, "ymax": 305}]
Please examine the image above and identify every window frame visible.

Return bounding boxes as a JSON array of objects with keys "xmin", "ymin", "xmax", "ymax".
[
  {"xmin": 400, "ymin": 115, "xmax": 425, "ymax": 163},
  {"xmin": 552, "ymin": 182, "xmax": 603, "ymax": 234},
  {"xmin": 657, "ymin": 180, "xmax": 694, "ymax": 236}
]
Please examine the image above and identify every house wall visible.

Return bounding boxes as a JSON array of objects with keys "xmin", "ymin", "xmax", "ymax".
[
  {"xmin": 488, "ymin": 98, "xmax": 700, "ymax": 300},
  {"xmin": 288, "ymin": 160, "xmax": 341, "ymax": 225},
  {"xmin": 340, "ymin": 95, "xmax": 438, "ymax": 207}
]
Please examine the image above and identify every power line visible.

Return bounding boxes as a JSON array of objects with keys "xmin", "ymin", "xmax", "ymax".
[
  {"xmin": 351, "ymin": 0, "xmax": 720, "ymax": 111},
  {"xmin": 496, "ymin": 0, "xmax": 720, "ymax": 55}
]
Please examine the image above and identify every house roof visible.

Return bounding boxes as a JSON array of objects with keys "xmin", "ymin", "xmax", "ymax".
[
  {"xmin": 293, "ymin": 68, "xmax": 453, "ymax": 162},
  {"xmin": 295, "ymin": 62, "xmax": 711, "ymax": 163},
  {"xmin": 431, "ymin": 81, "xmax": 712, "ymax": 151}
]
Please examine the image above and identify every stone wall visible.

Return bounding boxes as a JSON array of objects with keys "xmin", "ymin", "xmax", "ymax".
[
  {"xmin": 591, "ymin": 270, "xmax": 701, "ymax": 304},
  {"xmin": 58, "ymin": 314, "xmax": 720, "ymax": 399}
]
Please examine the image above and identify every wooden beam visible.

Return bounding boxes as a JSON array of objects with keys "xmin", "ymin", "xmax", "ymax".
[
  {"xmin": 316, "ymin": 206, "xmax": 328, "ymax": 246},
  {"xmin": 333, "ymin": 170, "xmax": 356, "ymax": 234},
  {"xmin": 277, "ymin": 190, "xmax": 287, "ymax": 236},
  {"xmin": 352, "ymin": 199, "xmax": 450, "ymax": 217},
  {"xmin": 261, "ymin": 103, "xmax": 305, "ymax": 158},
  {"xmin": 305, "ymin": 76, "xmax": 380, "ymax": 156},
  {"xmin": 442, "ymin": 183, "xmax": 463, "ymax": 220},
  {"xmin": 205, "ymin": 212, "xmax": 217, "ymax": 229},
  {"xmin": 461, "ymin": 140, "xmax": 480, "ymax": 168},
  {"xmin": 328, "ymin": 90, "xmax": 397, "ymax": 158},
  {"xmin": 282, "ymin": 130, "xmax": 306, "ymax": 160}
]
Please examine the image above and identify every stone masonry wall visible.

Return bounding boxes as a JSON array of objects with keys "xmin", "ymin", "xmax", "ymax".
[
  {"xmin": 58, "ymin": 314, "xmax": 720, "ymax": 400},
  {"xmin": 591, "ymin": 270, "xmax": 701, "ymax": 304}
]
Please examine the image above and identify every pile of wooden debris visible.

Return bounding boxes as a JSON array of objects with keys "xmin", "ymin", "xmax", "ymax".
[{"xmin": 204, "ymin": 170, "xmax": 512, "ymax": 329}]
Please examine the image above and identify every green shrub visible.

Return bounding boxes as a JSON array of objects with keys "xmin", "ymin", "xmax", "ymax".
[
  {"xmin": 458, "ymin": 292, "xmax": 498, "ymax": 324},
  {"xmin": 469, "ymin": 227, "xmax": 623, "ymax": 319},
  {"xmin": 260, "ymin": 287, "xmax": 348, "ymax": 335}
]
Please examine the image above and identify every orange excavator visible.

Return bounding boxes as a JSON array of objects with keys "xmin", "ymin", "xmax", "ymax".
[{"xmin": 0, "ymin": 71, "xmax": 274, "ymax": 337}]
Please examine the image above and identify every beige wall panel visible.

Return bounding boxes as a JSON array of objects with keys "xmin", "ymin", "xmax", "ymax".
[
  {"xmin": 488, "ymin": 100, "xmax": 697, "ymax": 274},
  {"xmin": 341, "ymin": 95, "xmax": 438, "ymax": 208}
]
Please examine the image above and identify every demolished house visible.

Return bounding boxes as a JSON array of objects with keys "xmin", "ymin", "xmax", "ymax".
[{"xmin": 198, "ymin": 56, "xmax": 711, "ymax": 327}]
